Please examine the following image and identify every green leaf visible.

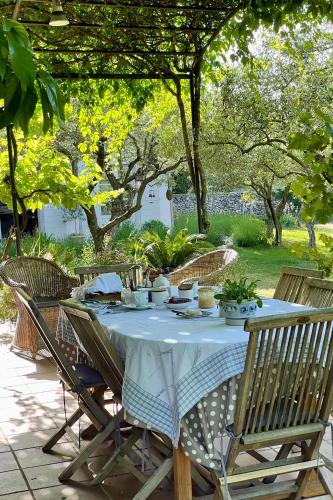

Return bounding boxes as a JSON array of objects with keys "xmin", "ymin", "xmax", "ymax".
[
  {"xmin": 14, "ymin": 86, "xmax": 38, "ymax": 135},
  {"xmin": 37, "ymin": 79, "xmax": 54, "ymax": 134},
  {"xmin": 0, "ymin": 76, "xmax": 21, "ymax": 128},
  {"xmin": 3, "ymin": 19, "xmax": 35, "ymax": 89},
  {"xmin": 37, "ymin": 70, "xmax": 65, "ymax": 128}
]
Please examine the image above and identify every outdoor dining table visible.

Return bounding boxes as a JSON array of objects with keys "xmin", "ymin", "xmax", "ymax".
[{"xmin": 57, "ymin": 297, "xmax": 313, "ymax": 499}]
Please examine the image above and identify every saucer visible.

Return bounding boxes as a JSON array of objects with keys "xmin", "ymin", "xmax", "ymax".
[{"xmin": 123, "ymin": 303, "xmax": 155, "ymax": 311}]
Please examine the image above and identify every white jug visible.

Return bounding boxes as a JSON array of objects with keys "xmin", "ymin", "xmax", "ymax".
[{"xmin": 154, "ymin": 275, "xmax": 170, "ymax": 288}]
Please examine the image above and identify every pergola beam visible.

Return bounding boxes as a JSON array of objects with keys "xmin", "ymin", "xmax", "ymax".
[
  {"xmin": 34, "ymin": 48, "xmax": 199, "ymax": 55},
  {"xmin": 20, "ymin": 20, "xmax": 215, "ymax": 32},
  {"xmin": 52, "ymin": 72, "xmax": 191, "ymax": 79},
  {"xmin": 18, "ymin": 0, "xmax": 235, "ymax": 13}
]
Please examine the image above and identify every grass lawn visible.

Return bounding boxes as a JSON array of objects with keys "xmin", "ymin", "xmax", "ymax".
[{"xmin": 237, "ymin": 227, "xmax": 332, "ymax": 296}]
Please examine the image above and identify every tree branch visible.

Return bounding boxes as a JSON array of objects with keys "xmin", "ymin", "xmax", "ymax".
[{"xmin": 100, "ymin": 158, "xmax": 185, "ymax": 235}]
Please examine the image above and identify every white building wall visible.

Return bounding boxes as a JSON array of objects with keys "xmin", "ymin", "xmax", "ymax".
[{"xmin": 38, "ymin": 182, "xmax": 173, "ymax": 239}]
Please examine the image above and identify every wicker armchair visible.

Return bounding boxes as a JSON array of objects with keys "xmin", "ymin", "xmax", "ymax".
[
  {"xmin": 0, "ymin": 257, "xmax": 79, "ymax": 358},
  {"xmin": 168, "ymin": 248, "xmax": 238, "ymax": 286}
]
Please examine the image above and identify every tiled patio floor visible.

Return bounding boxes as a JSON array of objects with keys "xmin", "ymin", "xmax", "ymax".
[{"xmin": 1, "ymin": 321, "xmax": 333, "ymax": 499}]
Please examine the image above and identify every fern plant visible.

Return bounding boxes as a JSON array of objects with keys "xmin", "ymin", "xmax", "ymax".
[{"xmin": 121, "ymin": 229, "xmax": 213, "ymax": 270}]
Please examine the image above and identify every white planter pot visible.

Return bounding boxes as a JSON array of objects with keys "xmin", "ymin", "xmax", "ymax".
[{"xmin": 222, "ymin": 299, "xmax": 258, "ymax": 326}]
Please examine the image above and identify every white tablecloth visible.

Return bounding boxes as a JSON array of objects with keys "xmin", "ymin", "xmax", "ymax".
[{"xmin": 96, "ymin": 298, "xmax": 312, "ymax": 445}]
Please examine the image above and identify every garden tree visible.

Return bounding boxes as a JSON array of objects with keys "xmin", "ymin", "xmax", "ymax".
[
  {"xmin": 203, "ymin": 25, "xmax": 332, "ymax": 246},
  {"xmin": 0, "ymin": 18, "xmax": 66, "ymax": 256},
  {"xmin": 206, "ymin": 144, "xmax": 296, "ymax": 246},
  {"xmin": 54, "ymin": 88, "xmax": 186, "ymax": 253},
  {"xmin": 0, "ymin": 119, "xmax": 117, "ymax": 258},
  {"xmin": 290, "ymin": 113, "xmax": 333, "ymax": 275}
]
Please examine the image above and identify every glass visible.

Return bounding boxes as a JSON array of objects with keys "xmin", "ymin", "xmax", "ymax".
[{"xmin": 198, "ymin": 287, "xmax": 215, "ymax": 309}]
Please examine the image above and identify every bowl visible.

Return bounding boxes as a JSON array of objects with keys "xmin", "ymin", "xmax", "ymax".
[{"xmin": 164, "ymin": 298, "xmax": 192, "ymax": 310}]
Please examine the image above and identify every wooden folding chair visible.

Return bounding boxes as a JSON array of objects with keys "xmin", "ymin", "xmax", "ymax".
[
  {"xmin": 273, "ymin": 266, "xmax": 324, "ymax": 303},
  {"xmin": 60, "ymin": 299, "xmax": 175, "ymax": 499},
  {"xmin": 12, "ymin": 287, "xmax": 127, "ymax": 486},
  {"xmin": 212, "ymin": 308, "xmax": 333, "ymax": 500},
  {"xmin": 74, "ymin": 263, "xmax": 143, "ymax": 288},
  {"xmin": 303, "ymin": 278, "xmax": 333, "ymax": 308}
]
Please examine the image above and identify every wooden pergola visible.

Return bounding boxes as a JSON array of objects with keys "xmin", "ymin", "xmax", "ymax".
[{"xmin": 2, "ymin": 0, "xmax": 246, "ymax": 236}]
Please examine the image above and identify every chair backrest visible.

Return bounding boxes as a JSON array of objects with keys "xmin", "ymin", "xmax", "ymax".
[
  {"xmin": 59, "ymin": 300, "xmax": 124, "ymax": 397},
  {"xmin": 233, "ymin": 308, "xmax": 333, "ymax": 437},
  {"xmin": 12, "ymin": 287, "xmax": 108, "ymax": 426},
  {"xmin": 1, "ymin": 256, "xmax": 78, "ymax": 298},
  {"xmin": 74, "ymin": 263, "xmax": 143, "ymax": 288},
  {"xmin": 273, "ymin": 266, "xmax": 325, "ymax": 303},
  {"xmin": 302, "ymin": 278, "xmax": 333, "ymax": 308},
  {"xmin": 168, "ymin": 249, "xmax": 238, "ymax": 285}
]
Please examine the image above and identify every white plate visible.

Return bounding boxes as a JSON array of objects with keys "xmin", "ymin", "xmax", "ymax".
[
  {"xmin": 123, "ymin": 303, "xmax": 155, "ymax": 311},
  {"xmin": 164, "ymin": 300, "xmax": 193, "ymax": 310}
]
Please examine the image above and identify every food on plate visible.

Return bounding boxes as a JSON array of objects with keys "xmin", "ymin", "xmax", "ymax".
[
  {"xmin": 186, "ymin": 308, "xmax": 203, "ymax": 317},
  {"xmin": 168, "ymin": 297, "xmax": 191, "ymax": 304}
]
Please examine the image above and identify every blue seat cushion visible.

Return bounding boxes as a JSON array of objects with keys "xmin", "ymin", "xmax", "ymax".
[{"xmin": 73, "ymin": 363, "xmax": 105, "ymax": 387}]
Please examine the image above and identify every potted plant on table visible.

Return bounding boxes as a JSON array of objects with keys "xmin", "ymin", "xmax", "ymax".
[{"xmin": 214, "ymin": 278, "xmax": 263, "ymax": 325}]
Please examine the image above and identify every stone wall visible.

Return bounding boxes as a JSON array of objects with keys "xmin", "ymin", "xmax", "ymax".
[{"xmin": 173, "ymin": 191, "xmax": 266, "ymax": 217}]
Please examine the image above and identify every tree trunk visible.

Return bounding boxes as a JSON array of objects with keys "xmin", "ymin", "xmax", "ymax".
[
  {"xmin": 173, "ymin": 79, "xmax": 195, "ymax": 186},
  {"xmin": 266, "ymin": 197, "xmax": 283, "ymax": 246},
  {"xmin": 191, "ymin": 65, "xmax": 209, "ymax": 233},
  {"xmin": 106, "ymin": 193, "xmax": 132, "ymax": 240},
  {"xmin": 306, "ymin": 221, "xmax": 316, "ymax": 248},
  {"xmin": 263, "ymin": 199, "xmax": 274, "ymax": 239},
  {"xmin": 191, "ymin": 66, "xmax": 209, "ymax": 233},
  {"xmin": 82, "ymin": 207, "xmax": 104, "ymax": 254}
]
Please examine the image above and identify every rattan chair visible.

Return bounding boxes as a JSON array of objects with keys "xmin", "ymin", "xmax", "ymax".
[
  {"xmin": 0, "ymin": 257, "xmax": 79, "ymax": 358},
  {"xmin": 211, "ymin": 308, "xmax": 333, "ymax": 500},
  {"xmin": 59, "ymin": 299, "xmax": 175, "ymax": 498},
  {"xmin": 168, "ymin": 249, "xmax": 238, "ymax": 286},
  {"xmin": 302, "ymin": 278, "xmax": 333, "ymax": 308},
  {"xmin": 273, "ymin": 266, "xmax": 324, "ymax": 304}
]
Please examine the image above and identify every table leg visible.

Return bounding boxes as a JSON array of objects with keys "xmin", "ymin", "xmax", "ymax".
[{"xmin": 174, "ymin": 445, "xmax": 192, "ymax": 500}]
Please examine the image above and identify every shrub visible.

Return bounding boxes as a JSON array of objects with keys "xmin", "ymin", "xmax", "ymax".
[
  {"xmin": 281, "ymin": 215, "xmax": 300, "ymax": 228},
  {"xmin": 173, "ymin": 212, "xmax": 267, "ymax": 247},
  {"xmin": 140, "ymin": 220, "xmax": 169, "ymax": 239},
  {"xmin": 112, "ymin": 221, "xmax": 138, "ymax": 245},
  {"xmin": 0, "ymin": 231, "xmax": 84, "ymax": 274},
  {"xmin": 0, "ymin": 283, "xmax": 17, "ymax": 322},
  {"xmin": 232, "ymin": 216, "xmax": 268, "ymax": 247},
  {"xmin": 80, "ymin": 236, "xmax": 143, "ymax": 266}
]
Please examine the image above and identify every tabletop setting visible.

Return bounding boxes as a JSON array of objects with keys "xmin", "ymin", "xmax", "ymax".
[
  {"xmin": 2, "ymin": 259, "xmax": 333, "ymax": 500},
  {"xmin": 53, "ymin": 266, "xmax": 333, "ymax": 500}
]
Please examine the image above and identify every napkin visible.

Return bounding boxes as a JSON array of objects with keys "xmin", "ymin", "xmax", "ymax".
[{"xmin": 71, "ymin": 273, "xmax": 123, "ymax": 300}]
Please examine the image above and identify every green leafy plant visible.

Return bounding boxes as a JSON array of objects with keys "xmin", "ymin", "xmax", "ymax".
[
  {"xmin": 122, "ymin": 228, "xmax": 213, "ymax": 270},
  {"xmin": 293, "ymin": 234, "xmax": 333, "ymax": 277},
  {"xmin": 214, "ymin": 277, "xmax": 263, "ymax": 307},
  {"xmin": 140, "ymin": 220, "xmax": 169, "ymax": 239},
  {"xmin": 0, "ymin": 19, "xmax": 65, "ymax": 134}
]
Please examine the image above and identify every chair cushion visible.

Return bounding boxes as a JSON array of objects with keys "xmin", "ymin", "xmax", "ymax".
[{"xmin": 73, "ymin": 363, "xmax": 105, "ymax": 387}]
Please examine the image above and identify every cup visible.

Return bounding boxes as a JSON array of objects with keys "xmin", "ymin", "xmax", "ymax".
[
  {"xmin": 151, "ymin": 289, "xmax": 169, "ymax": 305},
  {"xmin": 121, "ymin": 289, "xmax": 133, "ymax": 305},
  {"xmin": 179, "ymin": 288, "xmax": 194, "ymax": 301},
  {"xmin": 133, "ymin": 290, "xmax": 149, "ymax": 307}
]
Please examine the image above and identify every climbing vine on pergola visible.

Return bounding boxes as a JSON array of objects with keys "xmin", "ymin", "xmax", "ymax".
[{"xmin": 1, "ymin": 0, "xmax": 332, "ymax": 232}]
